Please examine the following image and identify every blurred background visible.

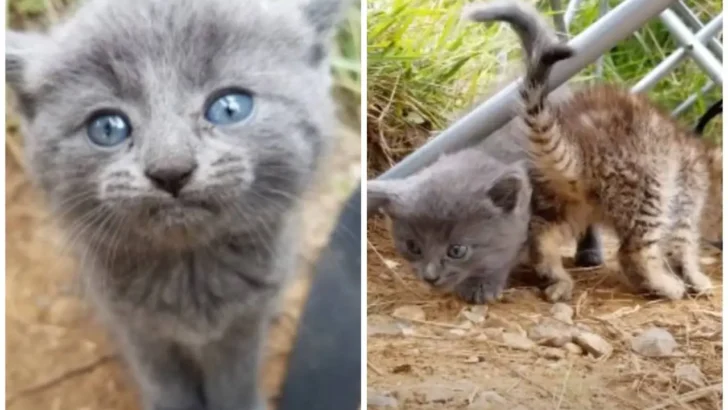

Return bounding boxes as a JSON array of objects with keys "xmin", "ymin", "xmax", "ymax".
[
  {"xmin": 367, "ymin": 1, "xmax": 722, "ymax": 409},
  {"xmin": 5, "ymin": 1, "xmax": 361, "ymax": 409}
]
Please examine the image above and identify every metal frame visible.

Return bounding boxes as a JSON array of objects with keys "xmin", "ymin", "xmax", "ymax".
[{"xmin": 375, "ymin": 0, "xmax": 723, "ymax": 182}]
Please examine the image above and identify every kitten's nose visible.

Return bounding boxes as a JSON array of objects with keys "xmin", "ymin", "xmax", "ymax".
[
  {"xmin": 423, "ymin": 264, "xmax": 438, "ymax": 284},
  {"xmin": 145, "ymin": 164, "xmax": 197, "ymax": 197}
]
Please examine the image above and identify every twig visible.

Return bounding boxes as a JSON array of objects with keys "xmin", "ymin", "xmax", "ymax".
[
  {"xmin": 644, "ymin": 384, "xmax": 722, "ymax": 410},
  {"xmin": 554, "ymin": 360, "xmax": 574, "ymax": 409},
  {"xmin": 368, "ymin": 361, "xmax": 384, "ymax": 376},
  {"xmin": 367, "ymin": 239, "xmax": 423, "ymax": 297},
  {"xmin": 6, "ymin": 354, "xmax": 117, "ymax": 405},
  {"xmin": 391, "ymin": 315, "xmax": 464, "ymax": 330}
]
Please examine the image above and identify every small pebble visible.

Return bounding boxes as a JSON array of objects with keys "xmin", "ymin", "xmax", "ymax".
[
  {"xmin": 460, "ymin": 309, "xmax": 486, "ymax": 324},
  {"xmin": 468, "ymin": 391, "xmax": 507, "ymax": 408},
  {"xmin": 383, "ymin": 259, "xmax": 400, "ymax": 270},
  {"xmin": 482, "ymin": 328, "xmax": 504, "ymax": 340},
  {"xmin": 674, "ymin": 363, "xmax": 706, "ymax": 387},
  {"xmin": 573, "ymin": 331, "xmax": 613, "ymax": 358},
  {"xmin": 631, "ymin": 327, "xmax": 678, "ymax": 357},
  {"xmin": 563, "ymin": 342, "xmax": 583, "ymax": 355},
  {"xmin": 368, "ymin": 315, "xmax": 404, "ymax": 336},
  {"xmin": 501, "ymin": 332, "xmax": 535, "ymax": 351},
  {"xmin": 392, "ymin": 305, "xmax": 426, "ymax": 322},
  {"xmin": 421, "ymin": 386, "xmax": 458, "ymax": 403},
  {"xmin": 549, "ymin": 303, "xmax": 574, "ymax": 324},
  {"xmin": 464, "ymin": 356, "xmax": 481, "ymax": 364},
  {"xmin": 368, "ymin": 390, "xmax": 398, "ymax": 408},
  {"xmin": 527, "ymin": 318, "xmax": 574, "ymax": 347}
]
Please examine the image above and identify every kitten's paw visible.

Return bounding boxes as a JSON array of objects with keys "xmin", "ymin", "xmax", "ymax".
[
  {"xmin": 544, "ymin": 280, "xmax": 573, "ymax": 302},
  {"xmin": 455, "ymin": 277, "xmax": 504, "ymax": 305},
  {"xmin": 574, "ymin": 249, "xmax": 603, "ymax": 268},
  {"xmin": 684, "ymin": 272, "xmax": 712, "ymax": 295},
  {"xmin": 646, "ymin": 274, "xmax": 686, "ymax": 300}
]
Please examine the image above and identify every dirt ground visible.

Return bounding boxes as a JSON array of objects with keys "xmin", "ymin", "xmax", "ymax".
[
  {"xmin": 5, "ymin": 113, "xmax": 360, "ymax": 409},
  {"xmin": 367, "ymin": 218, "xmax": 723, "ymax": 410}
]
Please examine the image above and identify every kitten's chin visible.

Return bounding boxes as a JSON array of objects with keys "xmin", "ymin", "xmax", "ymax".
[{"xmin": 130, "ymin": 202, "xmax": 221, "ymax": 247}]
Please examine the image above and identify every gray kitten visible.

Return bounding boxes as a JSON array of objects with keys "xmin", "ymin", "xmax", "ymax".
[
  {"xmin": 368, "ymin": 149, "xmax": 532, "ymax": 304},
  {"xmin": 6, "ymin": 0, "xmax": 346, "ymax": 409},
  {"xmin": 368, "ymin": 41, "xmax": 603, "ymax": 305}
]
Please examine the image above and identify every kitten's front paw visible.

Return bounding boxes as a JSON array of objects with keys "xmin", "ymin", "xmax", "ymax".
[
  {"xmin": 684, "ymin": 271, "xmax": 713, "ymax": 296},
  {"xmin": 645, "ymin": 274, "xmax": 686, "ymax": 300},
  {"xmin": 455, "ymin": 277, "xmax": 505, "ymax": 305},
  {"xmin": 544, "ymin": 279, "xmax": 573, "ymax": 302}
]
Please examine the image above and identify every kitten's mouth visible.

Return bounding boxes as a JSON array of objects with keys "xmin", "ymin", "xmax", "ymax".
[
  {"xmin": 426, "ymin": 273, "xmax": 461, "ymax": 290},
  {"xmin": 145, "ymin": 199, "xmax": 217, "ymax": 223}
]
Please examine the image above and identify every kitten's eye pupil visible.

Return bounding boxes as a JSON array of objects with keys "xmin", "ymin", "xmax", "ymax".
[
  {"xmin": 87, "ymin": 113, "xmax": 131, "ymax": 148},
  {"xmin": 205, "ymin": 90, "xmax": 254, "ymax": 126},
  {"xmin": 447, "ymin": 245, "xmax": 468, "ymax": 259}
]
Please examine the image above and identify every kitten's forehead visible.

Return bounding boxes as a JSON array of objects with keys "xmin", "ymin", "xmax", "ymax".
[
  {"xmin": 405, "ymin": 170, "xmax": 505, "ymax": 220},
  {"xmin": 394, "ymin": 149, "xmax": 528, "ymax": 221},
  {"xmin": 29, "ymin": 0, "xmax": 321, "ymax": 98}
]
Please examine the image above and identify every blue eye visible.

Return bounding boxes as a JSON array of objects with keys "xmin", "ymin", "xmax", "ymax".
[
  {"xmin": 205, "ymin": 91, "xmax": 254, "ymax": 125},
  {"xmin": 87, "ymin": 113, "xmax": 131, "ymax": 147}
]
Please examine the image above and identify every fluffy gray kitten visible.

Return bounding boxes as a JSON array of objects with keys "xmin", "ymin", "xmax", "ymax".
[
  {"xmin": 368, "ymin": 13, "xmax": 605, "ymax": 304},
  {"xmin": 369, "ymin": 79, "xmax": 606, "ymax": 305},
  {"xmin": 369, "ymin": 149, "xmax": 533, "ymax": 304},
  {"xmin": 6, "ymin": 0, "xmax": 346, "ymax": 409}
]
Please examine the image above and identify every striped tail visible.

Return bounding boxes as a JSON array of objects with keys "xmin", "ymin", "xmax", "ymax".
[{"xmin": 463, "ymin": 0, "xmax": 581, "ymax": 184}]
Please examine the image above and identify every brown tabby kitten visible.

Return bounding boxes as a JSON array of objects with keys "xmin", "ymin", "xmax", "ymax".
[{"xmin": 464, "ymin": 0, "xmax": 721, "ymax": 302}]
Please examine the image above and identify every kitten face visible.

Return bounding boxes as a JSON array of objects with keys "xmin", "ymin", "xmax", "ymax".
[
  {"xmin": 369, "ymin": 149, "xmax": 532, "ymax": 291},
  {"xmin": 7, "ymin": 0, "xmax": 343, "ymax": 248},
  {"xmin": 391, "ymin": 215, "xmax": 523, "ymax": 289}
]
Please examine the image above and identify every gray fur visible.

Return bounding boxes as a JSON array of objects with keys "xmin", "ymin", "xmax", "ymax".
[
  {"xmin": 368, "ymin": 5, "xmax": 601, "ymax": 304},
  {"xmin": 6, "ymin": 0, "xmax": 347, "ymax": 409},
  {"xmin": 369, "ymin": 149, "xmax": 532, "ymax": 304}
]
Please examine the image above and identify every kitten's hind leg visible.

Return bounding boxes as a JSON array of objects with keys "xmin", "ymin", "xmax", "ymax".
[
  {"xmin": 666, "ymin": 221, "xmax": 712, "ymax": 295},
  {"xmin": 530, "ymin": 221, "xmax": 574, "ymax": 302},
  {"xmin": 618, "ymin": 230, "xmax": 686, "ymax": 300},
  {"xmin": 574, "ymin": 225, "xmax": 604, "ymax": 267}
]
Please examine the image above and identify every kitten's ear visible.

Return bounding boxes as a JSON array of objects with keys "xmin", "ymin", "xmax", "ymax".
[
  {"xmin": 367, "ymin": 180, "xmax": 404, "ymax": 217},
  {"xmin": 303, "ymin": 0, "xmax": 351, "ymax": 36},
  {"xmin": 487, "ymin": 172, "xmax": 523, "ymax": 213},
  {"xmin": 6, "ymin": 30, "xmax": 48, "ymax": 93}
]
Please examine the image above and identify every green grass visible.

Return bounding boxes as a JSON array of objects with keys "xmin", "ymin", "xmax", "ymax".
[
  {"xmin": 7, "ymin": 0, "xmax": 361, "ymax": 127},
  {"xmin": 367, "ymin": 0, "xmax": 723, "ymax": 155}
]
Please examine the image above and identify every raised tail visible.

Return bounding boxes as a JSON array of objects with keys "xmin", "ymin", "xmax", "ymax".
[{"xmin": 463, "ymin": 0, "xmax": 581, "ymax": 184}]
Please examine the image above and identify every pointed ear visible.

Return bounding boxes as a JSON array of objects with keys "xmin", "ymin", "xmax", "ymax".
[
  {"xmin": 6, "ymin": 30, "xmax": 48, "ymax": 94},
  {"xmin": 303, "ymin": 0, "xmax": 350, "ymax": 37},
  {"xmin": 486, "ymin": 172, "xmax": 524, "ymax": 213},
  {"xmin": 367, "ymin": 179, "xmax": 405, "ymax": 218}
]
